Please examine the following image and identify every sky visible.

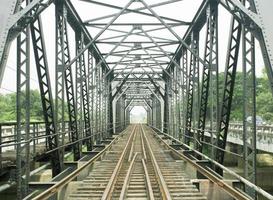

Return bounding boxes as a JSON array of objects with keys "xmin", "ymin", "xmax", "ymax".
[
  {"xmin": 130, "ymin": 106, "xmax": 147, "ymax": 123},
  {"xmin": 1, "ymin": 0, "xmax": 265, "ymax": 99}
]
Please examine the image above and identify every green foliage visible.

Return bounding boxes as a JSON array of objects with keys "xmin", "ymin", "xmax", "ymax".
[
  {"xmin": 229, "ymin": 72, "xmax": 244, "ymax": 120},
  {"xmin": 0, "ymin": 89, "xmax": 70, "ymax": 123},
  {"xmin": 0, "ymin": 90, "xmax": 43, "ymax": 122},
  {"xmin": 0, "ymin": 93, "xmax": 16, "ymax": 122},
  {"xmin": 218, "ymin": 69, "xmax": 273, "ymax": 122},
  {"xmin": 202, "ymin": 69, "xmax": 273, "ymax": 123}
]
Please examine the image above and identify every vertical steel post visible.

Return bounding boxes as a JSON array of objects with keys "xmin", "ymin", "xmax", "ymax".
[
  {"xmin": 197, "ymin": 3, "xmax": 218, "ymax": 153},
  {"xmin": 108, "ymin": 72, "xmax": 114, "ymax": 136},
  {"xmin": 181, "ymin": 49, "xmax": 188, "ymax": 141},
  {"xmin": 242, "ymin": 0, "xmax": 257, "ymax": 197},
  {"xmin": 95, "ymin": 59, "xmax": 100, "ymax": 142},
  {"xmin": 30, "ymin": 16, "xmax": 61, "ymax": 176},
  {"xmin": 75, "ymin": 33, "xmax": 84, "ymax": 151},
  {"xmin": 76, "ymin": 33, "xmax": 92, "ymax": 150},
  {"xmin": 56, "ymin": 4, "xmax": 80, "ymax": 161},
  {"xmin": 163, "ymin": 73, "xmax": 169, "ymax": 133},
  {"xmin": 55, "ymin": 1, "xmax": 65, "ymax": 167},
  {"xmin": 87, "ymin": 49, "xmax": 94, "ymax": 141},
  {"xmin": 215, "ymin": 17, "xmax": 242, "ymax": 174},
  {"xmin": 175, "ymin": 60, "xmax": 180, "ymax": 140},
  {"xmin": 184, "ymin": 32, "xmax": 199, "ymax": 145},
  {"xmin": 16, "ymin": 1, "xmax": 30, "ymax": 196}
]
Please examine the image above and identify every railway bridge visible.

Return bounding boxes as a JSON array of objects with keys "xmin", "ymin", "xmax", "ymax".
[{"xmin": 0, "ymin": 0, "xmax": 273, "ymax": 199}]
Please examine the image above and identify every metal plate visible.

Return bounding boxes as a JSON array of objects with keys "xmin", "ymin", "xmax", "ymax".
[{"xmin": 255, "ymin": 0, "xmax": 273, "ymax": 66}]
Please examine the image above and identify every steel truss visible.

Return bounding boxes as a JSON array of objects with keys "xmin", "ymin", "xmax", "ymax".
[
  {"xmin": 196, "ymin": 3, "xmax": 218, "ymax": 153},
  {"xmin": 215, "ymin": 17, "xmax": 241, "ymax": 173},
  {"xmin": 16, "ymin": 1, "xmax": 30, "ymax": 198},
  {"xmin": 184, "ymin": 32, "xmax": 199, "ymax": 145},
  {"xmin": 56, "ymin": 1, "xmax": 80, "ymax": 161},
  {"xmin": 242, "ymin": 0, "xmax": 257, "ymax": 198},
  {"xmin": 1, "ymin": 0, "xmax": 273, "ymax": 199},
  {"xmin": 76, "ymin": 33, "xmax": 92, "ymax": 150},
  {"xmin": 30, "ymin": 16, "xmax": 62, "ymax": 176}
]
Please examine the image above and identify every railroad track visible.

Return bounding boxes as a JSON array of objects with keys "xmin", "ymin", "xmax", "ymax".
[{"xmin": 67, "ymin": 124, "xmax": 206, "ymax": 200}]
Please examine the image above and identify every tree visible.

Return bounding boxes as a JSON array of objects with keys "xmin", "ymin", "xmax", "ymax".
[{"xmin": 0, "ymin": 90, "xmax": 43, "ymax": 122}]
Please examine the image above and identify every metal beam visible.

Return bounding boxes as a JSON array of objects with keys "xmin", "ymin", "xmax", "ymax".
[
  {"xmin": 215, "ymin": 17, "xmax": 242, "ymax": 174},
  {"xmin": 82, "ymin": 0, "xmax": 189, "ymax": 24},
  {"xmin": 30, "ymin": 16, "xmax": 61, "ymax": 176},
  {"xmin": 86, "ymin": 23, "xmax": 187, "ymax": 26}
]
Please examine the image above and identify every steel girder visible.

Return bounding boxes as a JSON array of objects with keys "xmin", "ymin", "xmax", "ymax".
[
  {"xmin": 180, "ymin": 49, "xmax": 188, "ymax": 141},
  {"xmin": 16, "ymin": 1, "xmax": 31, "ymax": 197},
  {"xmin": 0, "ymin": 0, "xmax": 19, "ymax": 85},
  {"xmin": 242, "ymin": 0, "xmax": 257, "ymax": 197},
  {"xmin": 115, "ymin": 95, "xmax": 126, "ymax": 132},
  {"xmin": 219, "ymin": 0, "xmax": 273, "ymax": 97},
  {"xmin": 55, "ymin": 1, "xmax": 81, "ymax": 162},
  {"xmin": 101, "ymin": 69, "xmax": 107, "ymax": 139},
  {"xmin": 30, "ymin": 16, "xmax": 61, "ymax": 176},
  {"xmin": 65, "ymin": 0, "xmax": 109, "ymax": 71},
  {"xmin": 76, "ymin": 32, "xmax": 93, "ymax": 151},
  {"xmin": 55, "ymin": 2, "xmax": 66, "ymax": 166},
  {"xmin": 167, "ymin": 61, "xmax": 181, "ymax": 139},
  {"xmin": 0, "ymin": 0, "xmax": 53, "ymax": 85},
  {"xmin": 177, "ymin": 57, "xmax": 184, "ymax": 140},
  {"xmin": 94, "ymin": 59, "xmax": 101, "ymax": 143},
  {"xmin": 150, "ymin": 93, "xmax": 162, "ymax": 130},
  {"xmin": 168, "ymin": 68, "xmax": 174, "ymax": 136},
  {"xmin": 75, "ymin": 33, "xmax": 84, "ymax": 152},
  {"xmin": 173, "ymin": 60, "xmax": 181, "ymax": 139},
  {"xmin": 1, "ymin": 0, "xmax": 273, "ymax": 198},
  {"xmin": 196, "ymin": 3, "xmax": 218, "ymax": 153},
  {"xmin": 87, "ymin": 49, "xmax": 94, "ymax": 145},
  {"xmin": 184, "ymin": 32, "xmax": 199, "ymax": 145},
  {"xmin": 242, "ymin": 23, "xmax": 257, "ymax": 198},
  {"xmin": 156, "ymin": 96, "xmax": 162, "ymax": 130},
  {"xmin": 108, "ymin": 72, "xmax": 114, "ymax": 136},
  {"xmin": 163, "ymin": 74, "xmax": 169, "ymax": 133},
  {"xmin": 215, "ymin": 17, "xmax": 242, "ymax": 174}
]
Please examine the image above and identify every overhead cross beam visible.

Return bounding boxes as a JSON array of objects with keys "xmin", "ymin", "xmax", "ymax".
[
  {"xmin": 112, "ymin": 74, "xmax": 130, "ymax": 99},
  {"xmin": 86, "ymin": 23, "xmax": 186, "ymax": 26},
  {"xmin": 81, "ymin": 0, "xmax": 190, "ymax": 24}
]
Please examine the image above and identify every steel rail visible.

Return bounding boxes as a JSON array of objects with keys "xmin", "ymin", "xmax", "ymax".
[
  {"xmin": 101, "ymin": 125, "xmax": 137, "ymax": 200},
  {"xmin": 140, "ymin": 127, "xmax": 147, "ymax": 161},
  {"xmin": 149, "ymin": 126, "xmax": 273, "ymax": 200},
  {"xmin": 30, "ymin": 127, "xmax": 130, "ymax": 200},
  {"xmin": 141, "ymin": 158, "xmax": 155, "ymax": 200},
  {"xmin": 141, "ymin": 125, "xmax": 172, "ymax": 200},
  {"xmin": 140, "ymin": 126, "xmax": 154, "ymax": 199},
  {"xmin": 119, "ymin": 152, "xmax": 138, "ymax": 200},
  {"xmin": 128, "ymin": 126, "xmax": 137, "ymax": 162}
]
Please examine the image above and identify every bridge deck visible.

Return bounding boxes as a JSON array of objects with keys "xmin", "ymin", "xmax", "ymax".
[{"xmin": 66, "ymin": 125, "xmax": 206, "ymax": 200}]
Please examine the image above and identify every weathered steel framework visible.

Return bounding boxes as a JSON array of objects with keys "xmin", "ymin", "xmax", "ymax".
[{"xmin": 0, "ymin": 0, "xmax": 273, "ymax": 199}]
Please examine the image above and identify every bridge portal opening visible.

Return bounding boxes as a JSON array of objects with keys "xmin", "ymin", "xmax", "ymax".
[{"xmin": 130, "ymin": 106, "xmax": 147, "ymax": 124}]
